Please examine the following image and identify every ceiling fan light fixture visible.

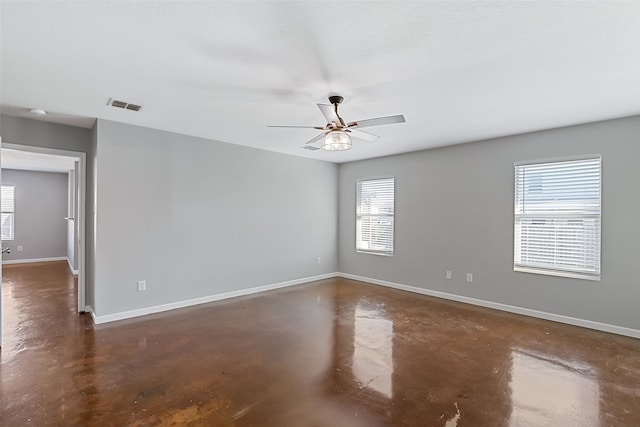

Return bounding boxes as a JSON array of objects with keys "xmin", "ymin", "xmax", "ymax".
[{"xmin": 322, "ymin": 130, "xmax": 352, "ymax": 151}]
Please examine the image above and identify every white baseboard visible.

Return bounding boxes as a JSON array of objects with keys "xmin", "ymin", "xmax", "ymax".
[
  {"xmin": 338, "ymin": 273, "xmax": 640, "ymax": 340},
  {"xmin": 3, "ymin": 256, "xmax": 67, "ymax": 265},
  {"xmin": 92, "ymin": 272, "xmax": 338, "ymax": 325},
  {"xmin": 66, "ymin": 257, "xmax": 79, "ymax": 275},
  {"xmin": 84, "ymin": 305, "xmax": 96, "ymax": 322},
  {"xmin": 88, "ymin": 270, "xmax": 640, "ymax": 339}
]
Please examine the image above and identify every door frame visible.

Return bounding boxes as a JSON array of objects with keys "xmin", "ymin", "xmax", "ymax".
[{"xmin": 1, "ymin": 142, "xmax": 87, "ymax": 314}]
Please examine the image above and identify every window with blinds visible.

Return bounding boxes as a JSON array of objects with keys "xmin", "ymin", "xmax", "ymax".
[
  {"xmin": 1, "ymin": 185, "xmax": 15, "ymax": 241},
  {"xmin": 356, "ymin": 177, "xmax": 394, "ymax": 256},
  {"xmin": 514, "ymin": 157, "xmax": 601, "ymax": 280}
]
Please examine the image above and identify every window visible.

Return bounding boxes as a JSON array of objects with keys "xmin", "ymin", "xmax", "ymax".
[
  {"xmin": 356, "ymin": 177, "xmax": 394, "ymax": 256},
  {"xmin": 1, "ymin": 185, "xmax": 15, "ymax": 241},
  {"xmin": 514, "ymin": 157, "xmax": 601, "ymax": 280}
]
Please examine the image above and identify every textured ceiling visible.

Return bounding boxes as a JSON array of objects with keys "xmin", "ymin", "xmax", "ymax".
[{"xmin": 1, "ymin": 1, "xmax": 639, "ymax": 163}]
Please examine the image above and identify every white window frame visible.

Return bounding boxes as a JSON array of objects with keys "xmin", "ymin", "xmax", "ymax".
[
  {"xmin": 1, "ymin": 185, "xmax": 15, "ymax": 241},
  {"xmin": 514, "ymin": 156, "xmax": 601, "ymax": 281},
  {"xmin": 356, "ymin": 177, "xmax": 395, "ymax": 256}
]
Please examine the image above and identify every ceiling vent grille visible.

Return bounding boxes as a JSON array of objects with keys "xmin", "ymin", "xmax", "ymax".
[{"xmin": 108, "ymin": 98, "xmax": 143, "ymax": 112}]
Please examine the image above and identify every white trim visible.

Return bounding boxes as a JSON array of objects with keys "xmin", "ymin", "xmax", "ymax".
[
  {"xmin": 514, "ymin": 266, "xmax": 599, "ymax": 281},
  {"xmin": 514, "ymin": 153, "xmax": 602, "ymax": 167},
  {"xmin": 76, "ymin": 153, "xmax": 86, "ymax": 312},
  {"xmin": 66, "ymin": 257, "xmax": 79, "ymax": 275},
  {"xmin": 3, "ymin": 256, "xmax": 67, "ymax": 265},
  {"xmin": 92, "ymin": 273, "xmax": 338, "ymax": 325},
  {"xmin": 338, "ymin": 273, "xmax": 640, "ymax": 339},
  {"xmin": 84, "ymin": 305, "xmax": 96, "ymax": 323},
  {"xmin": 356, "ymin": 250, "xmax": 393, "ymax": 257},
  {"xmin": 89, "ymin": 270, "xmax": 640, "ymax": 338}
]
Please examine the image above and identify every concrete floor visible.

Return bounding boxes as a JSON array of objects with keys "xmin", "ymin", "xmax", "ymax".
[{"xmin": 1, "ymin": 261, "xmax": 639, "ymax": 426}]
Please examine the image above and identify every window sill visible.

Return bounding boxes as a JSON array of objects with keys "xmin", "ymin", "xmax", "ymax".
[
  {"xmin": 356, "ymin": 250, "xmax": 393, "ymax": 257},
  {"xmin": 514, "ymin": 266, "xmax": 600, "ymax": 281}
]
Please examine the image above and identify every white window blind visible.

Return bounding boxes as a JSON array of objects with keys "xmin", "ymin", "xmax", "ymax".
[
  {"xmin": 1, "ymin": 185, "xmax": 15, "ymax": 241},
  {"xmin": 356, "ymin": 177, "xmax": 394, "ymax": 256},
  {"xmin": 514, "ymin": 157, "xmax": 601, "ymax": 280}
]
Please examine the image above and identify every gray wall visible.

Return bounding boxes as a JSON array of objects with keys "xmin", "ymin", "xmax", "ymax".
[
  {"xmin": 93, "ymin": 120, "xmax": 338, "ymax": 316},
  {"xmin": 4, "ymin": 113, "xmax": 638, "ymax": 333},
  {"xmin": 1, "ymin": 169, "xmax": 68, "ymax": 261},
  {"xmin": 1, "ymin": 116, "xmax": 93, "ymax": 153},
  {"xmin": 338, "ymin": 115, "xmax": 640, "ymax": 331}
]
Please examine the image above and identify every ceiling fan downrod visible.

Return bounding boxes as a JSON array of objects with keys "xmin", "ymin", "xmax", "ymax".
[
  {"xmin": 328, "ymin": 95, "xmax": 343, "ymax": 117},
  {"xmin": 328, "ymin": 95, "xmax": 345, "ymax": 126}
]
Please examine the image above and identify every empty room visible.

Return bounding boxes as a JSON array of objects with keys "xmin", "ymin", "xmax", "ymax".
[{"xmin": 1, "ymin": 1, "xmax": 639, "ymax": 426}]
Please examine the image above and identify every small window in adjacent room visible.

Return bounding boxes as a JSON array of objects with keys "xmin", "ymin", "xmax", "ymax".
[
  {"xmin": 356, "ymin": 177, "xmax": 395, "ymax": 256},
  {"xmin": 514, "ymin": 157, "xmax": 601, "ymax": 280},
  {"xmin": 1, "ymin": 185, "xmax": 15, "ymax": 241}
]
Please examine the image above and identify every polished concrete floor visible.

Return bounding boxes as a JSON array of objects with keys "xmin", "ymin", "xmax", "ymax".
[{"xmin": 1, "ymin": 261, "xmax": 640, "ymax": 426}]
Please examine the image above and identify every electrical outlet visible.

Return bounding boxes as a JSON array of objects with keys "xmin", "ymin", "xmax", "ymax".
[
  {"xmin": 317, "ymin": 257, "xmax": 321, "ymax": 265},
  {"xmin": 466, "ymin": 273, "xmax": 473, "ymax": 283},
  {"xmin": 17, "ymin": 245, "xmax": 23, "ymax": 252},
  {"xmin": 137, "ymin": 280, "xmax": 146, "ymax": 291},
  {"xmin": 446, "ymin": 271, "xmax": 452, "ymax": 280}
]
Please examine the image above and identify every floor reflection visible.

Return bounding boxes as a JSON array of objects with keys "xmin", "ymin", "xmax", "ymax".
[
  {"xmin": 510, "ymin": 349, "xmax": 600, "ymax": 426},
  {"xmin": 352, "ymin": 302, "xmax": 394, "ymax": 398}
]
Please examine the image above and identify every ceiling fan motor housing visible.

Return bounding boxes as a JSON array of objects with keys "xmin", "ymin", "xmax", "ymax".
[{"xmin": 328, "ymin": 95, "xmax": 344, "ymax": 105}]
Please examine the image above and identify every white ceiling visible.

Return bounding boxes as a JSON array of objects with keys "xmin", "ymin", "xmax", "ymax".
[{"xmin": 1, "ymin": 1, "xmax": 639, "ymax": 163}]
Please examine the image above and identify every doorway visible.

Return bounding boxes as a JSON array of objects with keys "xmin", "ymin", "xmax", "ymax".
[{"xmin": 1, "ymin": 143, "xmax": 87, "ymax": 346}]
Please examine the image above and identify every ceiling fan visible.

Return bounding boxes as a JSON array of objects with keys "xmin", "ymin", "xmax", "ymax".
[{"xmin": 268, "ymin": 95, "xmax": 405, "ymax": 151}]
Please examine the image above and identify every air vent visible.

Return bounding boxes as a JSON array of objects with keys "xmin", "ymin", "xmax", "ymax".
[
  {"xmin": 108, "ymin": 98, "xmax": 143, "ymax": 112},
  {"xmin": 302, "ymin": 146, "xmax": 320, "ymax": 151}
]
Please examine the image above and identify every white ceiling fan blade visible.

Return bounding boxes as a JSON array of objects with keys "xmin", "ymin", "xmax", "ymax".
[
  {"xmin": 304, "ymin": 132, "xmax": 325, "ymax": 145},
  {"xmin": 317, "ymin": 103, "xmax": 340, "ymax": 125},
  {"xmin": 347, "ymin": 115, "xmax": 405, "ymax": 129},
  {"xmin": 267, "ymin": 125, "xmax": 324, "ymax": 129},
  {"xmin": 348, "ymin": 129, "xmax": 379, "ymax": 142}
]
